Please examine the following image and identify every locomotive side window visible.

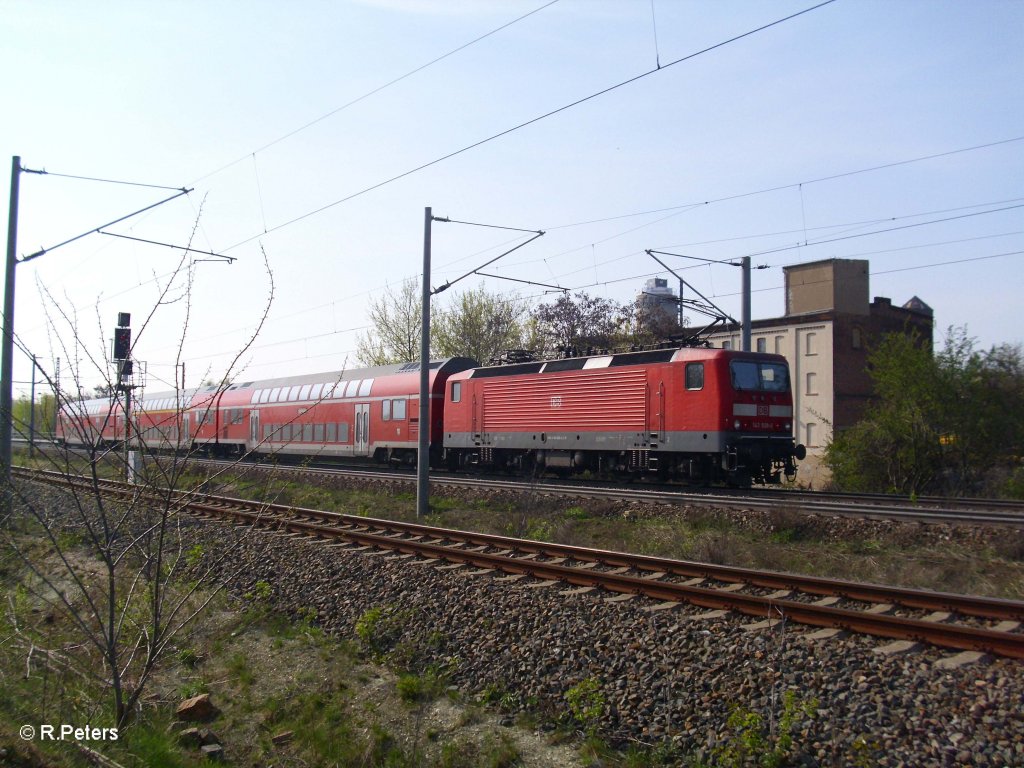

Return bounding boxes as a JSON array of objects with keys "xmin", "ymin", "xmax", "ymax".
[
  {"xmin": 451, "ymin": 382, "xmax": 461, "ymax": 403},
  {"xmin": 685, "ymin": 363, "xmax": 704, "ymax": 391}
]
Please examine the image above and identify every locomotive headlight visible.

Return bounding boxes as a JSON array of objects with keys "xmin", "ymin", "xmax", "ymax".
[
  {"xmin": 785, "ymin": 422, "xmax": 791, "ymax": 430},
  {"xmin": 734, "ymin": 420, "xmax": 741, "ymax": 430}
]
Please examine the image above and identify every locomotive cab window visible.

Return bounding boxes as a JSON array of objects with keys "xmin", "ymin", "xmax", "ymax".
[
  {"xmin": 392, "ymin": 398, "xmax": 407, "ymax": 420},
  {"xmin": 382, "ymin": 400, "xmax": 392, "ymax": 421},
  {"xmin": 451, "ymin": 382, "xmax": 462, "ymax": 403},
  {"xmin": 729, "ymin": 360, "xmax": 790, "ymax": 392},
  {"xmin": 685, "ymin": 363, "xmax": 704, "ymax": 391}
]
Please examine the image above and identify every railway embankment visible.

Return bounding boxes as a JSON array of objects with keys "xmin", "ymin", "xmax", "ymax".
[
  {"xmin": 6, "ymin": 473, "xmax": 1024, "ymax": 766},
  {"xmin": 179, "ymin": 483, "xmax": 1024, "ymax": 767}
]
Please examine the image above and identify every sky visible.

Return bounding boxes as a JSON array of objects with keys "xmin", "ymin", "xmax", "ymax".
[{"xmin": 2, "ymin": 0, "xmax": 1022, "ymax": 400}]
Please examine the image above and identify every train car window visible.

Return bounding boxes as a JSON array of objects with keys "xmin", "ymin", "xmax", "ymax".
[
  {"xmin": 303, "ymin": 424, "xmax": 314, "ymax": 442},
  {"xmin": 393, "ymin": 399, "xmax": 407, "ymax": 420},
  {"xmin": 338, "ymin": 422, "xmax": 349, "ymax": 442},
  {"xmin": 263, "ymin": 425, "xmax": 272, "ymax": 440},
  {"xmin": 358, "ymin": 379, "xmax": 374, "ymax": 397},
  {"xmin": 314, "ymin": 424, "xmax": 325, "ymax": 441},
  {"xmin": 685, "ymin": 363, "xmax": 704, "ymax": 391},
  {"xmin": 271, "ymin": 387, "xmax": 283, "ymax": 402},
  {"xmin": 300, "ymin": 384, "xmax": 312, "ymax": 400},
  {"xmin": 310, "ymin": 383, "xmax": 324, "ymax": 400},
  {"xmin": 345, "ymin": 380, "xmax": 360, "ymax": 398},
  {"xmin": 326, "ymin": 423, "xmax": 337, "ymax": 442},
  {"xmin": 382, "ymin": 400, "xmax": 391, "ymax": 421},
  {"xmin": 451, "ymin": 382, "xmax": 461, "ymax": 403}
]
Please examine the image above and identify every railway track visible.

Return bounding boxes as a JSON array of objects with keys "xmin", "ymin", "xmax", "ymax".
[
  {"xmin": 17, "ymin": 466, "xmax": 1024, "ymax": 660},
  {"xmin": 22, "ymin": 439, "xmax": 1024, "ymax": 524},
  {"xmin": 193, "ymin": 456, "xmax": 1024, "ymax": 527}
]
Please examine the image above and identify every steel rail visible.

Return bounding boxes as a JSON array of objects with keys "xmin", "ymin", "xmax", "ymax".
[
  {"xmin": 182, "ymin": 499, "xmax": 1024, "ymax": 660},
  {"xmin": 189, "ymin": 456, "xmax": 1024, "ymax": 526},
  {"xmin": 15, "ymin": 467, "xmax": 1024, "ymax": 658},
  {"xmin": 17, "ymin": 466, "xmax": 1024, "ymax": 622}
]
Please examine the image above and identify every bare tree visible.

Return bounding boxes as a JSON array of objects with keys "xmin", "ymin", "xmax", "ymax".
[
  {"xmin": 1, "ymin": 213, "xmax": 279, "ymax": 729},
  {"xmin": 532, "ymin": 291, "xmax": 622, "ymax": 355}
]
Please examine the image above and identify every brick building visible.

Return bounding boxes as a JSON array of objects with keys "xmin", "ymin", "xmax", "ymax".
[{"xmin": 707, "ymin": 258, "xmax": 933, "ymax": 482}]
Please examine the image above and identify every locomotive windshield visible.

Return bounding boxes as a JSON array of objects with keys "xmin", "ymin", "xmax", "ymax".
[{"xmin": 729, "ymin": 360, "xmax": 789, "ymax": 392}]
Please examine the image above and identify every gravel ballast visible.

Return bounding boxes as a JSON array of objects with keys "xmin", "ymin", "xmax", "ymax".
[
  {"xmin": 198, "ymin": 521, "xmax": 1024, "ymax": 767},
  {"xmin": 17, "ymin": 479, "xmax": 1024, "ymax": 767}
]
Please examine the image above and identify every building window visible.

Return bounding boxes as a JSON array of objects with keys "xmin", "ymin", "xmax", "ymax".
[
  {"xmin": 852, "ymin": 327, "xmax": 862, "ymax": 349},
  {"xmin": 805, "ymin": 332, "xmax": 817, "ymax": 356},
  {"xmin": 756, "ymin": 337, "xmax": 766, "ymax": 353},
  {"xmin": 775, "ymin": 335, "xmax": 784, "ymax": 354},
  {"xmin": 685, "ymin": 363, "xmax": 704, "ymax": 391},
  {"xmin": 722, "ymin": 341, "xmax": 731, "ymax": 350},
  {"xmin": 806, "ymin": 372, "xmax": 818, "ymax": 395},
  {"xmin": 806, "ymin": 422, "xmax": 817, "ymax": 447}
]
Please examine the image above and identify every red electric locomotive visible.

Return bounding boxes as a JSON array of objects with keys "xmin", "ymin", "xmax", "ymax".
[
  {"xmin": 442, "ymin": 347, "xmax": 804, "ymax": 485},
  {"xmin": 55, "ymin": 348, "xmax": 803, "ymax": 485}
]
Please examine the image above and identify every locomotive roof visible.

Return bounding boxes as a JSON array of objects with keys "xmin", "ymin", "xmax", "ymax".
[{"xmin": 461, "ymin": 346, "xmax": 782, "ymax": 379}]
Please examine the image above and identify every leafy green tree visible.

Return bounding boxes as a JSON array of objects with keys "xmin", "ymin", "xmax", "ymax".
[
  {"xmin": 826, "ymin": 331, "xmax": 946, "ymax": 494},
  {"xmin": 826, "ymin": 326, "xmax": 1024, "ymax": 496},
  {"xmin": 432, "ymin": 283, "xmax": 527, "ymax": 365},
  {"xmin": 11, "ymin": 393, "xmax": 57, "ymax": 438}
]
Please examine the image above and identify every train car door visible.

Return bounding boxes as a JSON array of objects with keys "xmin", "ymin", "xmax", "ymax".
[
  {"xmin": 249, "ymin": 411, "xmax": 260, "ymax": 450},
  {"xmin": 182, "ymin": 413, "xmax": 190, "ymax": 445},
  {"xmin": 354, "ymin": 403, "xmax": 370, "ymax": 456}
]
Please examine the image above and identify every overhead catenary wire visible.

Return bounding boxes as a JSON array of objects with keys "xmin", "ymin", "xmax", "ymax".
[
  {"xmin": 191, "ymin": 0, "xmax": 563, "ymax": 186},
  {"xmin": 218, "ymin": 0, "xmax": 837, "ymax": 253},
  {"xmin": 539, "ymin": 135, "xmax": 1024, "ymax": 232},
  {"xmin": 19, "ymin": 167, "xmax": 187, "ymax": 192}
]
